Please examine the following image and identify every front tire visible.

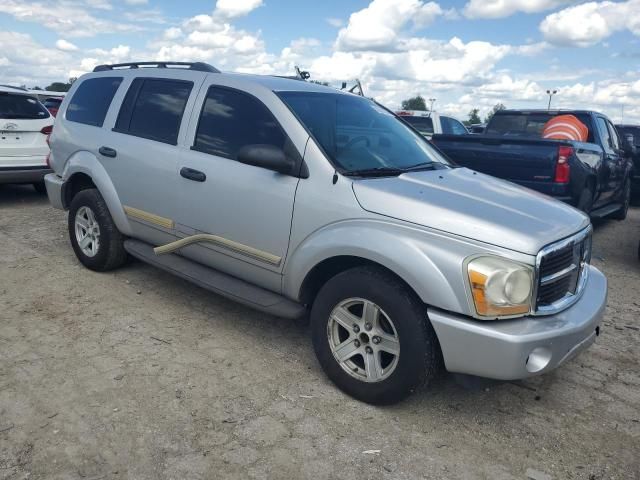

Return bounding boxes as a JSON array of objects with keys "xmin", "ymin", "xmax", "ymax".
[
  {"xmin": 68, "ymin": 189, "xmax": 127, "ymax": 271},
  {"xmin": 310, "ymin": 266, "xmax": 440, "ymax": 405}
]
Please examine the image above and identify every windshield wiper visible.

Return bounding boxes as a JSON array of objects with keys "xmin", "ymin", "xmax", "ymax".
[
  {"xmin": 342, "ymin": 167, "xmax": 405, "ymax": 177},
  {"xmin": 403, "ymin": 162, "xmax": 438, "ymax": 172}
]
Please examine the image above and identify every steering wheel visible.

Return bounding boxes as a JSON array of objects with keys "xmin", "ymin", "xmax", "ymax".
[{"xmin": 344, "ymin": 136, "xmax": 371, "ymax": 150}]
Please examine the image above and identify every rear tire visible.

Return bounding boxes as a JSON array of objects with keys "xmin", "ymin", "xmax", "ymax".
[
  {"xmin": 576, "ymin": 186, "xmax": 594, "ymax": 215},
  {"xmin": 611, "ymin": 179, "xmax": 631, "ymax": 221},
  {"xmin": 310, "ymin": 266, "xmax": 440, "ymax": 405},
  {"xmin": 33, "ymin": 182, "xmax": 46, "ymax": 194},
  {"xmin": 68, "ymin": 189, "xmax": 127, "ymax": 271}
]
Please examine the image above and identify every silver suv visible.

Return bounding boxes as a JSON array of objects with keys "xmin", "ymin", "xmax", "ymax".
[{"xmin": 45, "ymin": 62, "xmax": 607, "ymax": 404}]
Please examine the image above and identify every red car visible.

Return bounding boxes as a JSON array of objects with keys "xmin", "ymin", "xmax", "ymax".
[{"xmin": 43, "ymin": 97, "xmax": 63, "ymax": 117}]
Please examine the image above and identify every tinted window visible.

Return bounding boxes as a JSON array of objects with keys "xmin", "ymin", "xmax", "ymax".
[
  {"xmin": 0, "ymin": 93, "xmax": 50, "ymax": 120},
  {"xmin": 193, "ymin": 87, "xmax": 285, "ymax": 159},
  {"xmin": 487, "ymin": 112, "xmax": 594, "ymax": 142},
  {"xmin": 617, "ymin": 126, "xmax": 640, "ymax": 146},
  {"xmin": 596, "ymin": 117, "xmax": 613, "ymax": 152},
  {"xmin": 441, "ymin": 116, "xmax": 468, "ymax": 135},
  {"xmin": 67, "ymin": 77, "xmax": 122, "ymax": 127},
  {"xmin": 279, "ymin": 92, "xmax": 449, "ymax": 173},
  {"xmin": 400, "ymin": 116, "xmax": 434, "ymax": 135},
  {"xmin": 116, "ymin": 78, "xmax": 192, "ymax": 145},
  {"xmin": 43, "ymin": 98, "xmax": 62, "ymax": 108}
]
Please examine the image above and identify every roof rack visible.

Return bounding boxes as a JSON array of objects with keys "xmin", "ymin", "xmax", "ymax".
[
  {"xmin": 93, "ymin": 62, "xmax": 220, "ymax": 73},
  {"xmin": 273, "ymin": 66, "xmax": 311, "ymax": 81},
  {"xmin": 340, "ymin": 79, "xmax": 365, "ymax": 97},
  {"xmin": 0, "ymin": 84, "xmax": 28, "ymax": 91}
]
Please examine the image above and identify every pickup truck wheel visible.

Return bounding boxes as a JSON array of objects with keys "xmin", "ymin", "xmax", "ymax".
[
  {"xmin": 576, "ymin": 186, "xmax": 594, "ymax": 214},
  {"xmin": 68, "ymin": 189, "xmax": 127, "ymax": 272},
  {"xmin": 611, "ymin": 179, "xmax": 631, "ymax": 221},
  {"xmin": 310, "ymin": 266, "xmax": 440, "ymax": 405}
]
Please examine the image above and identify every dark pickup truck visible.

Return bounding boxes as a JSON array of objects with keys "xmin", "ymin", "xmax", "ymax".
[
  {"xmin": 431, "ymin": 110, "xmax": 633, "ymax": 219},
  {"xmin": 615, "ymin": 124, "xmax": 640, "ymax": 194}
]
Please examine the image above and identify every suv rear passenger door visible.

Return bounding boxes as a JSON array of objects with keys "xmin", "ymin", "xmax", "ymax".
[
  {"xmin": 174, "ymin": 84, "xmax": 301, "ymax": 289},
  {"xmin": 101, "ymin": 72, "xmax": 205, "ymax": 245}
]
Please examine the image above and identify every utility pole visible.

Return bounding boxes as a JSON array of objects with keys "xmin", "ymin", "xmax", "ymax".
[
  {"xmin": 428, "ymin": 98, "xmax": 436, "ymax": 112},
  {"xmin": 546, "ymin": 90, "xmax": 558, "ymax": 110}
]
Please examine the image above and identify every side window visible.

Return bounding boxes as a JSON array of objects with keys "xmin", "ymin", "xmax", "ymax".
[
  {"xmin": 115, "ymin": 78, "xmax": 193, "ymax": 145},
  {"xmin": 442, "ymin": 117, "xmax": 468, "ymax": 135},
  {"xmin": 596, "ymin": 117, "xmax": 613, "ymax": 152},
  {"xmin": 193, "ymin": 87, "xmax": 286, "ymax": 160},
  {"xmin": 66, "ymin": 77, "xmax": 122, "ymax": 127},
  {"xmin": 607, "ymin": 121, "xmax": 620, "ymax": 151}
]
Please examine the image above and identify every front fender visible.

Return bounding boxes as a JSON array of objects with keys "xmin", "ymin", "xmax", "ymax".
[
  {"xmin": 62, "ymin": 151, "xmax": 133, "ymax": 236},
  {"xmin": 283, "ymin": 219, "xmax": 517, "ymax": 317}
]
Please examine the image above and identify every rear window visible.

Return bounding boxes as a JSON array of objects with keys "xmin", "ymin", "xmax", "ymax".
[
  {"xmin": 486, "ymin": 112, "xmax": 594, "ymax": 142},
  {"xmin": 67, "ymin": 77, "xmax": 122, "ymax": 127},
  {"xmin": 115, "ymin": 78, "xmax": 193, "ymax": 145},
  {"xmin": 0, "ymin": 93, "xmax": 50, "ymax": 120},
  {"xmin": 43, "ymin": 98, "xmax": 62, "ymax": 108},
  {"xmin": 617, "ymin": 126, "xmax": 640, "ymax": 145},
  {"xmin": 401, "ymin": 116, "xmax": 434, "ymax": 135}
]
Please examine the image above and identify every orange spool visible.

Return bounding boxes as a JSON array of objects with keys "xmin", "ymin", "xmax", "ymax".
[{"xmin": 542, "ymin": 114, "xmax": 589, "ymax": 142}]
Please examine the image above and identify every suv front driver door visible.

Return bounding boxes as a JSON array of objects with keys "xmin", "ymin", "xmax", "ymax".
[{"xmin": 173, "ymin": 84, "xmax": 303, "ymax": 291}]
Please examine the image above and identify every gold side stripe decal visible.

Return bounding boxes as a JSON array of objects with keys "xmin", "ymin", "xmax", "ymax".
[
  {"xmin": 124, "ymin": 206, "xmax": 175, "ymax": 230},
  {"xmin": 154, "ymin": 234, "xmax": 282, "ymax": 266}
]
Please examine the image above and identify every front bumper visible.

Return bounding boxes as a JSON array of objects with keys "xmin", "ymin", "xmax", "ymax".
[
  {"xmin": 44, "ymin": 173, "xmax": 65, "ymax": 210},
  {"xmin": 429, "ymin": 265, "xmax": 607, "ymax": 380}
]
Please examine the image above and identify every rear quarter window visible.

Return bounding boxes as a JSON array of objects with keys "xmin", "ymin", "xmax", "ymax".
[
  {"xmin": 115, "ymin": 78, "xmax": 193, "ymax": 145},
  {"xmin": 66, "ymin": 77, "xmax": 122, "ymax": 127}
]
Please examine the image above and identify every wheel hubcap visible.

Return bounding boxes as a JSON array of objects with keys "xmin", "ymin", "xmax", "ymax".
[
  {"xmin": 75, "ymin": 206, "xmax": 100, "ymax": 258},
  {"xmin": 327, "ymin": 298, "xmax": 400, "ymax": 383}
]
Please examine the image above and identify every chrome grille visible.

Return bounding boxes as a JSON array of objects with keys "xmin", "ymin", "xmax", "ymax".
[{"xmin": 534, "ymin": 227, "xmax": 592, "ymax": 315}]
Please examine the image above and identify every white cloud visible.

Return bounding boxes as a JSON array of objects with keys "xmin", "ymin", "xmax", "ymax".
[
  {"xmin": 335, "ymin": 0, "xmax": 446, "ymax": 51},
  {"xmin": 0, "ymin": 0, "xmax": 143, "ymax": 37},
  {"xmin": 464, "ymin": 0, "xmax": 573, "ymax": 19},
  {"xmin": 215, "ymin": 0, "xmax": 263, "ymax": 18},
  {"xmin": 326, "ymin": 17, "xmax": 344, "ymax": 27},
  {"xmin": 162, "ymin": 27, "xmax": 183, "ymax": 40},
  {"xmin": 56, "ymin": 39, "xmax": 79, "ymax": 52},
  {"xmin": 540, "ymin": 0, "xmax": 640, "ymax": 47}
]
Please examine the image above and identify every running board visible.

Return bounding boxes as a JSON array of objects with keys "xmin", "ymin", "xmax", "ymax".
[
  {"xmin": 590, "ymin": 203, "xmax": 621, "ymax": 219},
  {"xmin": 124, "ymin": 239, "xmax": 306, "ymax": 319}
]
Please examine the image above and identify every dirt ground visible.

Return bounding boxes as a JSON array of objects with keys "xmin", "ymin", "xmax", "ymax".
[{"xmin": 0, "ymin": 184, "xmax": 639, "ymax": 480}]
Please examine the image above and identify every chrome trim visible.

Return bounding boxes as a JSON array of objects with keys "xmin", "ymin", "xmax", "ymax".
[
  {"xmin": 540, "ymin": 263, "xmax": 578, "ymax": 286},
  {"xmin": 153, "ymin": 233, "xmax": 282, "ymax": 266},
  {"xmin": 533, "ymin": 225, "xmax": 592, "ymax": 316}
]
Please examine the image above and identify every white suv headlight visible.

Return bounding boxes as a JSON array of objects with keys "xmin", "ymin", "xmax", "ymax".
[{"xmin": 466, "ymin": 256, "xmax": 534, "ymax": 318}]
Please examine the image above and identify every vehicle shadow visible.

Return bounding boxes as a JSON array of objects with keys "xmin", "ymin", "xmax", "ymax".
[{"xmin": 0, "ymin": 184, "xmax": 49, "ymax": 206}]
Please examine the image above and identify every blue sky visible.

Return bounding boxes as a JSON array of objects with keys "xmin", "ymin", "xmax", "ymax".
[{"xmin": 1, "ymin": 0, "xmax": 639, "ymax": 122}]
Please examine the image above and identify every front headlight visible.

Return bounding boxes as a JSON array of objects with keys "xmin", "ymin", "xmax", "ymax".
[{"xmin": 466, "ymin": 256, "xmax": 534, "ymax": 318}]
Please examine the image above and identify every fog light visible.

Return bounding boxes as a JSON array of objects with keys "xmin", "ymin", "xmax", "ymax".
[{"xmin": 526, "ymin": 347, "xmax": 552, "ymax": 373}]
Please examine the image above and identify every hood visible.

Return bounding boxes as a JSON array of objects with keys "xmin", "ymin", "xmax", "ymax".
[{"xmin": 352, "ymin": 167, "xmax": 590, "ymax": 255}]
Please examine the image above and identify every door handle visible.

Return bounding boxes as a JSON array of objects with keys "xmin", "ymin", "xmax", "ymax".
[
  {"xmin": 180, "ymin": 167, "xmax": 206, "ymax": 182},
  {"xmin": 98, "ymin": 146, "xmax": 117, "ymax": 158}
]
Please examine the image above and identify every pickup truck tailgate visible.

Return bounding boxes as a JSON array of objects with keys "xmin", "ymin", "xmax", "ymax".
[{"xmin": 432, "ymin": 135, "xmax": 561, "ymax": 183}]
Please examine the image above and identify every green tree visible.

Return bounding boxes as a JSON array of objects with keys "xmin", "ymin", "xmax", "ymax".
[
  {"xmin": 484, "ymin": 103, "xmax": 506, "ymax": 123},
  {"xmin": 466, "ymin": 108, "xmax": 481, "ymax": 125},
  {"xmin": 401, "ymin": 95, "xmax": 427, "ymax": 111},
  {"xmin": 44, "ymin": 77, "xmax": 77, "ymax": 92}
]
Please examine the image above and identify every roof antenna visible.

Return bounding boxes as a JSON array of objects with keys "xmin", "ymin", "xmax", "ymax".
[{"xmin": 332, "ymin": 170, "xmax": 338, "ymax": 185}]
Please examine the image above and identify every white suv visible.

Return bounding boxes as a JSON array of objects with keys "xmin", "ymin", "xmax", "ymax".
[{"xmin": 0, "ymin": 85, "xmax": 53, "ymax": 192}]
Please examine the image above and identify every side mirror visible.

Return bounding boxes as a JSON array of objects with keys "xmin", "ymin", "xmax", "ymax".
[{"xmin": 237, "ymin": 144, "xmax": 296, "ymax": 175}]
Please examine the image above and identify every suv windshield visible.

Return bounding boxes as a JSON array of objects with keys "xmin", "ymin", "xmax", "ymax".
[
  {"xmin": 278, "ymin": 92, "xmax": 449, "ymax": 175},
  {"xmin": 0, "ymin": 93, "xmax": 50, "ymax": 120}
]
